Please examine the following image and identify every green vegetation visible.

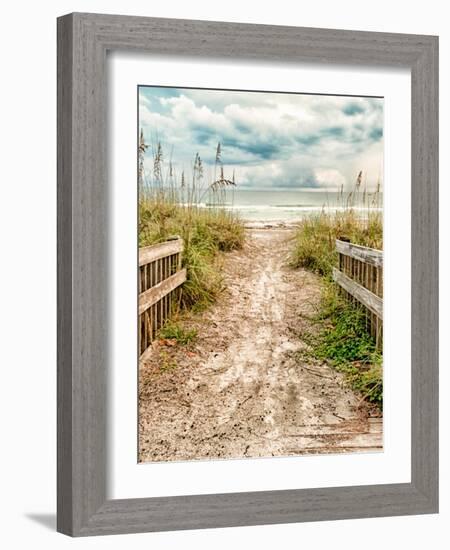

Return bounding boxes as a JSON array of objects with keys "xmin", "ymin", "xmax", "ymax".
[
  {"xmin": 159, "ymin": 321, "xmax": 198, "ymax": 345},
  {"xmin": 139, "ymin": 200, "xmax": 244, "ymax": 310},
  {"xmin": 139, "ymin": 136, "xmax": 245, "ymax": 311},
  {"xmin": 311, "ymin": 284, "xmax": 383, "ymax": 407},
  {"xmin": 291, "ymin": 209, "xmax": 382, "ymax": 279},
  {"xmin": 292, "ymin": 185, "xmax": 383, "ymax": 408},
  {"xmin": 158, "ymin": 350, "xmax": 178, "ymax": 373}
]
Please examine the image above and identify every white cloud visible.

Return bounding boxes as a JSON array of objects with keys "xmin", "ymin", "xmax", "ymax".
[
  {"xmin": 315, "ymin": 169, "xmax": 346, "ymax": 188},
  {"xmin": 138, "ymin": 88, "xmax": 384, "ymax": 191}
]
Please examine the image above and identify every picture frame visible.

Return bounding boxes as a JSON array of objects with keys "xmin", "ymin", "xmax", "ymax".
[{"xmin": 57, "ymin": 12, "xmax": 438, "ymax": 536}]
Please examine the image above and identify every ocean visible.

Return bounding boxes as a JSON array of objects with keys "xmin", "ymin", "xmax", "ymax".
[{"xmin": 202, "ymin": 189, "xmax": 382, "ymax": 223}]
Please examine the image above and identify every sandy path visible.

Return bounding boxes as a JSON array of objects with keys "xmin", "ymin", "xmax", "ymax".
[{"xmin": 139, "ymin": 229, "xmax": 382, "ymax": 462}]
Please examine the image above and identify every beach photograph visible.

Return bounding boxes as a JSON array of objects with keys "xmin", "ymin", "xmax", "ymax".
[{"xmin": 137, "ymin": 86, "xmax": 384, "ymax": 463}]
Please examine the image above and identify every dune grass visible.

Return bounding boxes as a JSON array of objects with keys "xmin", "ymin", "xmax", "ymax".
[
  {"xmin": 291, "ymin": 209, "xmax": 382, "ymax": 279},
  {"xmin": 139, "ymin": 198, "xmax": 244, "ymax": 311},
  {"xmin": 139, "ymin": 137, "xmax": 245, "ymax": 311},
  {"xmin": 291, "ymin": 194, "xmax": 383, "ymax": 408}
]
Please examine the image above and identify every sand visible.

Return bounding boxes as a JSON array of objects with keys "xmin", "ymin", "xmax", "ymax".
[{"xmin": 138, "ymin": 228, "xmax": 382, "ymax": 463}]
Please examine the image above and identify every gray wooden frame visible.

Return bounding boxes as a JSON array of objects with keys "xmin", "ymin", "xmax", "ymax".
[{"xmin": 57, "ymin": 12, "xmax": 439, "ymax": 537}]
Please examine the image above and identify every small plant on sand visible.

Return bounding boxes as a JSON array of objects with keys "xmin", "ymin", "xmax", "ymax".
[
  {"xmin": 158, "ymin": 350, "xmax": 178, "ymax": 373},
  {"xmin": 159, "ymin": 322, "xmax": 197, "ymax": 346}
]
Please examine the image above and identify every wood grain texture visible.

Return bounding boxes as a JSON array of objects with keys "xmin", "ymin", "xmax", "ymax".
[
  {"xmin": 58, "ymin": 12, "xmax": 109, "ymax": 535},
  {"xmin": 333, "ymin": 268, "xmax": 383, "ymax": 318},
  {"xmin": 75, "ymin": 483, "xmax": 434, "ymax": 536},
  {"xmin": 138, "ymin": 241, "xmax": 184, "ymax": 353},
  {"xmin": 410, "ymin": 32, "xmax": 439, "ymax": 508},
  {"xmin": 57, "ymin": 12, "xmax": 439, "ymax": 537},
  {"xmin": 139, "ymin": 239, "xmax": 183, "ymax": 267},
  {"xmin": 336, "ymin": 239, "xmax": 383, "ymax": 268},
  {"xmin": 139, "ymin": 268, "xmax": 186, "ymax": 314},
  {"xmin": 57, "ymin": 14, "xmax": 74, "ymax": 535},
  {"xmin": 335, "ymin": 243, "xmax": 383, "ymax": 348}
]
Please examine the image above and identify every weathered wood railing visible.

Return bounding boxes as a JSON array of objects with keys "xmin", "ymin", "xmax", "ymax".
[
  {"xmin": 333, "ymin": 239, "xmax": 383, "ymax": 348},
  {"xmin": 139, "ymin": 237, "xmax": 186, "ymax": 357}
]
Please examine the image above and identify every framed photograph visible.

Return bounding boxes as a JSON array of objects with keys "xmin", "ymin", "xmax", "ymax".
[{"xmin": 57, "ymin": 13, "xmax": 438, "ymax": 536}]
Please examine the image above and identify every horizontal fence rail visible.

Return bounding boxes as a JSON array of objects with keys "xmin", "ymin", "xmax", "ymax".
[
  {"xmin": 139, "ymin": 237, "xmax": 186, "ymax": 358},
  {"xmin": 333, "ymin": 239, "xmax": 383, "ymax": 348}
]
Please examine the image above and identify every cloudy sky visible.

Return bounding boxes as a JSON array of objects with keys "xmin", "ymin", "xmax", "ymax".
[{"xmin": 138, "ymin": 86, "xmax": 383, "ymax": 191}]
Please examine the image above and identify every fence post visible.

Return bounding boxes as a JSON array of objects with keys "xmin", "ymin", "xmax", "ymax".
[
  {"xmin": 138, "ymin": 238, "xmax": 187, "ymax": 357},
  {"xmin": 333, "ymin": 239, "xmax": 383, "ymax": 349}
]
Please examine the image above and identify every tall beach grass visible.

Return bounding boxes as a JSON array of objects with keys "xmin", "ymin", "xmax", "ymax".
[
  {"xmin": 139, "ymin": 135, "xmax": 244, "ymax": 311},
  {"xmin": 291, "ymin": 182, "xmax": 383, "ymax": 408},
  {"xmin": 291, "ymin": 208, "xmax": 382, "ymax": 279}
]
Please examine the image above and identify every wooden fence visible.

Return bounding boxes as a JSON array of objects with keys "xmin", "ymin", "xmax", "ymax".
[
  {"xmin": 139, "ymin": 237, "xmax": 186, "ymax": 357},
  {"xmin": 332, "ymin": 239, "xmax": 383, "ymax": 348}
]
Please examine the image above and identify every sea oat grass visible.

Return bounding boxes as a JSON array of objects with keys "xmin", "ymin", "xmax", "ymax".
[
  {"xmin": 139, "ymin": 199, "xmax": 244, "ymax": 309},
  {"xmin": 291, "ymin": 209, "xmax": 382, "ymax": 279}
]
